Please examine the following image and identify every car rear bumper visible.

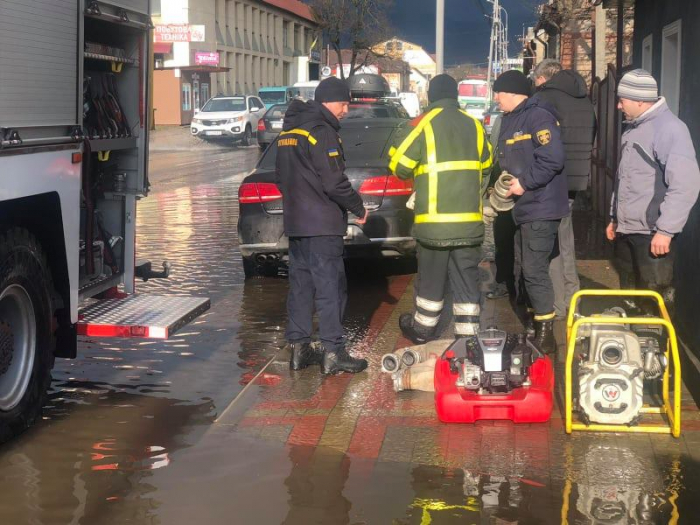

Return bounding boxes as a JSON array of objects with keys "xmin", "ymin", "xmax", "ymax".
[
  {"xmin": 239, "ymin": 235, "xmax": 416, "ymax": 258},
  {"xmin": 238, "ymin": 212, "xmax": 416, "ymax": 258},
  {"xmin": 258, "ymin": 130, "xmax": 281, "ymax": 144}
]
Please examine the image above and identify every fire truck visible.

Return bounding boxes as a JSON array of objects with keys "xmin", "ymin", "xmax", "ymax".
[{"xmin": 0, "ymin": 0, "xmax": 209, "ymax": 442}]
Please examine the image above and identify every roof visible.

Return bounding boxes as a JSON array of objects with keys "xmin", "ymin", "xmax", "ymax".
[{"xmin": 262, "ymin": 0, "xmax": 315, "ymax": 23}]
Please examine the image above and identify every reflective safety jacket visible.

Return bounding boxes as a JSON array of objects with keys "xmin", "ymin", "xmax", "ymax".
[{"xmin": 388, "ymin": 98, "xmax": 493, "ymax": 247}]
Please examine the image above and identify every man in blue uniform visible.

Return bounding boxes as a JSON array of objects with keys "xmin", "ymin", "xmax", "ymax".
[
  {"xmin": 494, "ymin": 70, "xmax": 567, "ymax": 353},
  {"xmin": 275, "ymin": 77, "xmax": 369, "ymax": 374}
]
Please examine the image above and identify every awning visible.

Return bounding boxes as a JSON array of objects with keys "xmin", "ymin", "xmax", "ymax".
[{"xmin": 154, "ymin": 42, "xmax": 173, "ymax": 54}]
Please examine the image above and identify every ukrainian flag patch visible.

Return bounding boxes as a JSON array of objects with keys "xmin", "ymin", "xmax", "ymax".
[{"xmin": 328, "ymin": 148, "xmax": 339, "ymax": 157}]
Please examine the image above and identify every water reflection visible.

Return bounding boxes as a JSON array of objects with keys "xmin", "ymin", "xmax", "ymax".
[
  {"xmin": 0, "ymin": 392, "xmax": 213, "ymax": 525},
  {"xmin": 562, "ymin": 443, "xmax": 679, "ymax": 525}
]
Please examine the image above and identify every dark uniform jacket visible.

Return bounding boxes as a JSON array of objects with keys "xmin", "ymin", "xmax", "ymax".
[
  {"xmin": 534, "ymin": 70, "xmax": 597, "ymax": 192},
  {"xmin": 498, "ymin": 96, "xmax": 568, "ymax": 225},
  {"xmin": 275, "ymin": 100, "xmax": 365, "ymax": 237},
  {"xmin": 388, "ymin": 98, "xmax": 493, "ymax": 247}
]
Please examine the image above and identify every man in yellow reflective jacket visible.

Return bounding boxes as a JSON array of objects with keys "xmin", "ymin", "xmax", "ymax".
[{"xmin": 388, "ymin": 74, "xmax": 493, "ymax": 342}]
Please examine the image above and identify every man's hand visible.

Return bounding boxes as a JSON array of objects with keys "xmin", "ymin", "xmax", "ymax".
[
  {"xmin": 505, "ymin": 177, "xmax": 525, "ymax": 198},
  {"xmin": 606, "ymin": 221, "xmax": 617, "ymax": 241},
  {"xmin": 650, "ymin": 232, "xmax": 672, "ymax": 256},
  {"xmin": 355, "ymin": 209, "xmax": 370, "ymax": 225}
]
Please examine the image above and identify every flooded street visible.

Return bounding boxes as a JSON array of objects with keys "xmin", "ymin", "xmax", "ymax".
[{"xmin": 1, "ymin": 144, "xmax": 700, "ymax": 524}]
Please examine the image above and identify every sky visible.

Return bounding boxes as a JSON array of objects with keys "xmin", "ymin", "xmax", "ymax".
[{"xmin": 385, "ymin": 0, "xmax": 540, "ymax": 66}]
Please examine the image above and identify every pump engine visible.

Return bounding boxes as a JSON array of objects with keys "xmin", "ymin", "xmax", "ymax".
[
  {"xmin": 450, "ymin": 328, "xmax": 540, "ymax": 394},
  {"xmin": 577, "ymin": 308, "xmax": 667, "ymax": 426}
]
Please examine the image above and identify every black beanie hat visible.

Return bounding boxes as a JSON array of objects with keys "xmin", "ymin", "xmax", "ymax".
[
  {"xmin": 428, "ymin": 74, "xmax": 458, "ymax": 103},
  {"xmin": 492, "ymin": 70, "xmax": 531, "ymax": 96},
  {"xmin": 314, "ymin": 77, "xmax": 351, "ymax": 103}
]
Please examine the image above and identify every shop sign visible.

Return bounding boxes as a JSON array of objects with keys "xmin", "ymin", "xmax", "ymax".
[
  {"xmin": 195, "ymin": 52, "xmax": 220, "ymax": 66},
  {"xmin": 155, "ymin": 24, "xmax": 206, "ymax": 43}
]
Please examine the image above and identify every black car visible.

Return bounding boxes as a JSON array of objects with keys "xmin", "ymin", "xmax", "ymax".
[
  {"xmin": 257, "ymin": 103, "xmax": 288, "ymax": 151},
  {"xmin": 237, "ymin": 100, "xmax": 414, "ymax": 278}
]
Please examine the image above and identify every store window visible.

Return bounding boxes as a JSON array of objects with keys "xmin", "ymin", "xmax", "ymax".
[
  {"xmin": 182, "ymin": 83, "xmax": 192, "ymax": 111},
  {"xmin": 201, "ymin": 83, "xmax": 210, "ymax": 105}
]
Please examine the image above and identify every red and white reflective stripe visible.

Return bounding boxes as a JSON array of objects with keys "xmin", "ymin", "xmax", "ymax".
[{"xmin": 77, "ymin": 323, "xmax": 168, "ymax": 339}]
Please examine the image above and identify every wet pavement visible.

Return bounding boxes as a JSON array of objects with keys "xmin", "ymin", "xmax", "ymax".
[{"xmin": 1, "ymin": 143, "xmax": 700, "ymax": 524}]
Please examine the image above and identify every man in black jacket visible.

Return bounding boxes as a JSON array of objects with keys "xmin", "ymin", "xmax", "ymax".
[
  {"xmin": 533, "ymin": 59, "xmax": 596, "ymax": 318},
  {"xmin": 275, "ymin": 77, "xmax": 369, "ymax": 375}
]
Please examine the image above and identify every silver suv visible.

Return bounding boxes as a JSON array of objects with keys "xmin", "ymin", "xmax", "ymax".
[{"xmin": 191, "ymin": 95, "xmax": 265, "ymax": 146}]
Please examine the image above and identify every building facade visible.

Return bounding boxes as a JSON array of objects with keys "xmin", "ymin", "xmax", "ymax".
[
  {"xmin": 153, "ymin": 0, "xmax": 319, "ymax": 125},
  {"xmin": 631, "ymin": 0, "xmax": 700, "ymax": 350},
  {"xmin": 373, "ymin": 38, "xmax": 437, "ymax": 103}
]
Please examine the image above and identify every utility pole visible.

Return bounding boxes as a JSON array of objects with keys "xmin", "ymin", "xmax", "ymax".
[
  {"xmin": 486, "ymin": 0, "xmax": 500, "ymax": 108},
  {"xmin": 436, "ymin": 0, "xmax": 444, "ymax": 74}
]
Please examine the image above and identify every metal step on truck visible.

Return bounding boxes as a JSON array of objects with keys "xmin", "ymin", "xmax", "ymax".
[{"xmin": 0, "ymin": 0, "xmax": 210, "ymax": 442}]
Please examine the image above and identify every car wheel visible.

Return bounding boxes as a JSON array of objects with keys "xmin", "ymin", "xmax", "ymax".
[
  {"xmin": 242, "ymin": 125, "xmax": 252, "ymax": 147},
  {"xmin": 0, "ymin": 228, "xmax": 54, "ymax": 444}
]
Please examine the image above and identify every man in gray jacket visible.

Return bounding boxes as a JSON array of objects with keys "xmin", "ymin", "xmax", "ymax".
[{"xmin": 607, "ymin": 69, "xmax": 700, "ymax": 310}]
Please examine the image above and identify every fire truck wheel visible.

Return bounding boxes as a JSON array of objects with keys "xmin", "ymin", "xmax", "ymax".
[{"xmin": 0, "ymin": 228, "xmax": 54, "ymax": 444}]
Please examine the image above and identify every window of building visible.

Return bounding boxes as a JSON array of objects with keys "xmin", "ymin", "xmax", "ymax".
[
  {"xmin": 661, "ymin": 20, "xmax": 682, "ymax": 116},
  {"xmin": 642, "ymin": 34, "xmax": 653, "ymax": 74},
  {"xmin": 294, "ymin": 25, "xmax": 300, "ymax": 52},
  {"xmin": 396, "ymin": 41, "xmax": 403, "ymax": 51},
  {"xmin": 182, "ymin": 83, "xmax": 192, "ymax": 111},
  {"xmin": 201, "ymin": 83, "xmax": 210, "ymax": 104},
  {"xmin": 283, "ymin": 21, "xmax": 290, "ymax": 48}
]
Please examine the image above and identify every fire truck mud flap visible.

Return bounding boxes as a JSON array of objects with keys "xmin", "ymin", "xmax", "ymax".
[{"xmin": 77, "ymin": 295, "xmax": 210, "ymax": 339}]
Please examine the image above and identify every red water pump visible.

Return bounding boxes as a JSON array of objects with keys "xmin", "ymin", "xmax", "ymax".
[{"xmin": 434, "ymin": 328, "xmax": 554, "ymax": 423}]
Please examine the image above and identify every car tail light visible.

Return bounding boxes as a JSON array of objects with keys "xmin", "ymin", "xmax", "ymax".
[
  {"xmin": 484, "ymin": 114, "xmax": 491, "ymax": 126},
  {"xmin": 359, "ymin": 175, "xmax": 413, "ymax": 197},
  {"xmin": 257, "ymin": 120, "xmax": 266, "ymax": 132},
  {"xmin": 238, "ymin": 182, "xmax": 282, "ymax": 203}
]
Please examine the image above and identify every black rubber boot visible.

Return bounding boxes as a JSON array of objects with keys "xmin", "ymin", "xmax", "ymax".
[
  {"xmin": 289, "ymin": 342, "xmax": 323, "ymax": 371},
  {"xmin": 321, "ymin": 346, "xmax": 368, "ymax": 375},
  {"xmin": 524, "ymin": 314, "xmax": 536, "ymax": 339},
  {"xmin": 399, "ymin": 312, "xmax": 434, "ymax": 345},
  {"xmin": 533, "ymin": 320, "xmax": 555, "ymax": 355}
]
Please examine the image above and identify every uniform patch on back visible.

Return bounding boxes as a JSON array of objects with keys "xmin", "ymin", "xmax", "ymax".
[
  {"xmin": 279, "ymin": 138, "xmax": 298, "ymax": 147},
  {"xmin": 536, "ymin": 129, "xmax": 551, "ymax": 145},
  {"xmin": 328, "ymin": 148, "xmax": 339, "ymax": 157}
]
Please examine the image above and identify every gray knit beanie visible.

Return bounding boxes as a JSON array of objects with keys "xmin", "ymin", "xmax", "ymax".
[{"xmin": 618, "ymin": 69, "xmax": 659, "ymax": 102}]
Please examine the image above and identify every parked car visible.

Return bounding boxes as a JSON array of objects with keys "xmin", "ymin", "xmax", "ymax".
[
  {"xmin": 191, "ymin": 95, "xmax": 265, "ymax": 146},
  {"xmin": 482, "ymin": 103, "xmax": 503, "ymax": 136},
  {"xmin": 257, "ymin": 103, "xmax": 288, "ymax": 151},
  {"xmin": 238, "ymin": 100, "xmax": 414, "ymax": 278}
]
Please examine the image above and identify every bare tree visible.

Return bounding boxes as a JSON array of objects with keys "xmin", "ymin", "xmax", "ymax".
[{"xmin": 310, "ymin": 0, "xmax": 393, "ymax": 79}]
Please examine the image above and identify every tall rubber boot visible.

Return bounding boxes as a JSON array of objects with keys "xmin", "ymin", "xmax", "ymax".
[
  {"xmin": 533, "ymin": 320, "xmax": 555, "ymax": 355},
  {"xmin": 321, "ymin": 345, "xmax": 368, "ymax": 375},
  {"xmin": 399, "ymin": 312, "xmax": 434, "ymax": 345},
  {"xmin": 289, "ymin": 342, "xmax": 323, "ymax": 371}
]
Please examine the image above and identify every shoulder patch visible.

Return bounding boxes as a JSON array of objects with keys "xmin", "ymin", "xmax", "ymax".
[{"xmin": 536, "ymin": 129, "xmax": 551, "ymax": 146}]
